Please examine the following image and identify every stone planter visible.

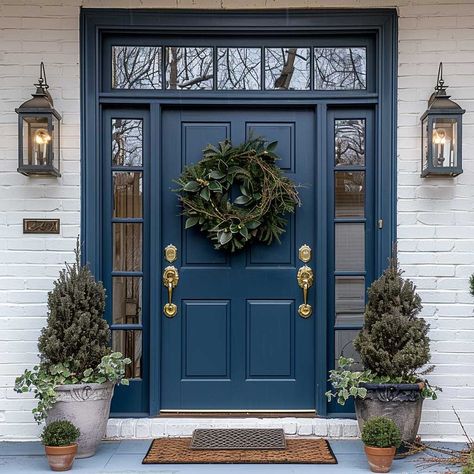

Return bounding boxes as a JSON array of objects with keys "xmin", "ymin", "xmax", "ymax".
[
  {"xmin": 46, "ymin": 382, "xmax": 114, "ymax": 458},
  {"xmin": 355, "ymin": 382, "xmax": 424, "ymax": 453}
]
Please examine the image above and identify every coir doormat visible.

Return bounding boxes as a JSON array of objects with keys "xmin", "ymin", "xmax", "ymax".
[{"xmin": 143, "ymin": 437, "xmax": 337, "ymax": 464}]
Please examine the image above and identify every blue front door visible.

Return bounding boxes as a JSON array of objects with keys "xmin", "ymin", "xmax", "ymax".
[{"xmin": 160, "ymin": 107, "xmax": 316, "ymax": 410}]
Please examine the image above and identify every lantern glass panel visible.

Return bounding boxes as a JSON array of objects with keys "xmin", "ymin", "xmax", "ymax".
[
  {"xmin": 52, "ymin": 115, "xmax": 60, "ymax": 169},
  {"xmin": 22, "ymin": 116, "xmax": 51, "ymax": 167},
  {"xmin": 432, "ymin": 118, "xmax": 458, "ymax": 169},
  {"xmin": 422, "ymin": 116, "xmax": 429, "ymax": 173}
]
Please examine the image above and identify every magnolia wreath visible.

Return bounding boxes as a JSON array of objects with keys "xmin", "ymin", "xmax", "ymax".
[{"xmin": 175, "ymin": 137, "xmax": 300, "ymax": 252}]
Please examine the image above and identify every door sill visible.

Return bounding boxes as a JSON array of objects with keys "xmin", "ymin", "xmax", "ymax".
[{"xmin": 159, "ymin": 410, "xmax": 317, "ymax": 418}]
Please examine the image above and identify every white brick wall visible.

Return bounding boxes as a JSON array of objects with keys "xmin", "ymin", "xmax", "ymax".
[{"xmin": 0, "ymin": 0, "xmax": 473, "ymax": 442}]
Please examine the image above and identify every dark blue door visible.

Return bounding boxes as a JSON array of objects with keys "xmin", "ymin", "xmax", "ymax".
[{"xmin": 160, "ymin": 107, "xmax": 316, "ymax": 410}]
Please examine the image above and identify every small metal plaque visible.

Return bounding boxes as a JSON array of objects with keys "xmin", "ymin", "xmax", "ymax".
[
  {"xmin": 23, "ymin": 218, "xmax": 60, "ymax": 234},
  {"xmin": 298, "ymin": 244, "xmax": 312, "ymax": 263},
  {"xmin": 190, "ymin": 428, "xmax": 286, "ymax": 450},
  {"xmin": 164, "ymin": 244, "xmax": 177, "ymax": 263}
]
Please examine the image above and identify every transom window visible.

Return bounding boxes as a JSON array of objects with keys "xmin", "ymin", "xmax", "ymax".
[{"xmin": 110, "ymin": 45, "xmax": 367, "ymax": 91}]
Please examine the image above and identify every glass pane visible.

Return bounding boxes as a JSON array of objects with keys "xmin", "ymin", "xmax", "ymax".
[
  {"xmin": 265, "ymin": 48, "xmax": 310, "ymax": 90},
  {"xmin": 113, "ymin": 172, "xmax": 143, "ymax": 218},
  {"xmin": 335, "ymin": 330, "xmax": 362, "ymax": 370},
  {"xmin": 335, "ymin": 223, "xmax": 364, "ymax": 272},
  {"xmin": 52, "ymin": 116, "xmax": 60, "ymax": 170},
  {"xmin": 422, "ymin": 117, "xmax": 429, "ymax": 172},
  {"xmin": 335, "ymin": 276, "xmax": 365, "ymax": 327},
  {"xmin": 112, "ymin": 330, "xmax": 142, "ymax": 379},
  {"xmin": 335, "ymin": 119, "xmax": 365, "ymax": 166},
  {"xmin": 112, "ymin": 119, "xmax": 143, "ymax": 167},
  {"xmin": 113, "ymin": 223, "xmax": 142, "ymax": 272},
  {"xmin": 217, "ymin": 47, "xmax": 261, "ymax": 90},
  {"xmin": 314, "ymin": 47, "xmax": 366, "ymax": 90},
  {"xmin": 432, "ymin": 118, "xmax": 458, "ymax": 168},
  {"xmin": 165, "ymin": 47, "xmax": 213, "ymax": 90},
  {"xmin": 113, "ymin": 277, "xmax": 142, "ymax": 325},
  {"xmin": 335, "ymin": 171, "xmax": 365, "ymax": 218},
  {"xmin": 23, "ymin": 116, "xmax": 50, "ymax": 166},
  {"xmin": 112, "ymin": 46, "xmax": 162, "ymax": 89}
]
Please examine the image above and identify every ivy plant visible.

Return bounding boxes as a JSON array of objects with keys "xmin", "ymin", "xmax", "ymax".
[
  {"xmin": 15, "ymin": 352, "xmax": 131, "ymax": 423},
  {"xmin": 470, "ymin": 274, "xmax": 474, "ymax": 297}
]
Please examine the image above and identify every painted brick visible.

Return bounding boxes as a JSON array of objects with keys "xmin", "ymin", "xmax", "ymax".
[{"xmin": 0, "ymin": 0, "xmax": 473, "ymax": 443}]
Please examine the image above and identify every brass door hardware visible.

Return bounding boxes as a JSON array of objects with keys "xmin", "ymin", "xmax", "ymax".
[
  {"xmin": 163, "ymin": 266, "xmax": 179, "ymax": 318},
  {"xmin": 298, "ymin": 244, "xmax": 311, "ymax": 263},
  {"xmin": 297, "ymin": 265, "xmax": 314, "ymax": 318},
  {"xmin": 164, "ymin": 244, "xmax": 177, "ymax": 263}
]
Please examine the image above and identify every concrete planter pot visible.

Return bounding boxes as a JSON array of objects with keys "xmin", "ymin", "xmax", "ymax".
[
  {"xmin": 355, "ymin": 382, "xmax": 424, "ymax": 453},
  {"xmin": 46, "ymin": 382, "xmax": 115, "ymax": 458},
  {"xmin": 44, "ymin": 444, "xmax": 77, "ymax": 472},
  {"xmin": 364, "ymin": 445, "xmax": 396, "ymax": 473}
]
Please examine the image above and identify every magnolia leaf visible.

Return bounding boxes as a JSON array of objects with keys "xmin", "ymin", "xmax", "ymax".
[
  {"xmin": 246, "ymin": 221, "xmax": 261, "ymax": 229},
  {"xmin": 239, "ymin": 226, "xmax": 249, "ymax": 239},
  {"xmin": 185, "ymin": 217, "xmax": 199, "ymax": 229},
  {"xmin": 183, "ymin": 181, "xmax": 200, "ymax": 192},
  {"xmin": 208, "ymin": 181, "xmax": 222, "ymax": 192},
  {"xmin": 219, "ymin": 232, "xmax": 233, "ymax": 245},
  {"xmin": 234, "ymin": 195, "xmax": 252, "ymax": 205},
  {"xmin": 266, "ymin": 140, "xmax": 278, "ymax": 151},
  {"xmin": 200, "ymin": 187, "xmax": 210, "ymax": 201},
  {"xmin": 209, "ymin": 170, "xmax": 226, "ymax": 179}
]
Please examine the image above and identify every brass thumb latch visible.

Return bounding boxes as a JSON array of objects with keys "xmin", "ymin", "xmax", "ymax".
[
  {"xmin": 162, "ymin": 266, "xmax": 179, "ymax": 318},
  {"xmin": 297, "ymin": 265, "xmax": 314, "ymax": 318}
]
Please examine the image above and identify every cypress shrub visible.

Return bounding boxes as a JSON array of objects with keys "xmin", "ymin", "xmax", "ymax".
[
  {"xmin": 37, "ymin": 240, "xmax": 110, "ymax": 373},
  {"xmin": 354, "ymin": 257, "xmax": 431, "ymax": 379}
]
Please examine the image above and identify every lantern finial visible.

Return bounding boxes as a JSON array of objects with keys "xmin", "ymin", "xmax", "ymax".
[{"xmin": 434, "ymin": 62, "xmax": 447, "ymax": 96}]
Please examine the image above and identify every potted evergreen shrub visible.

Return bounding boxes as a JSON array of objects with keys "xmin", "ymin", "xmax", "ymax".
[
  {"xmin": 361, "ymin": 416, "xmax": 402, "ymax": 473},
  {"xmin": 41, "ymin": 420, "xmax": 80, "ymax": 471},
  {"xmin": 326, "ymin": 256, "xmax": 440, "ymax": 451},
  {"xmin": 15, "ymin": 240, "xmax": 131, "ymax": 458}
]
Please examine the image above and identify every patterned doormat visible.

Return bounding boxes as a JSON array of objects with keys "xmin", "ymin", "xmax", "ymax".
[{"xmin": 143, "ymin": 437, "xmax": 338, "ymax": 464}]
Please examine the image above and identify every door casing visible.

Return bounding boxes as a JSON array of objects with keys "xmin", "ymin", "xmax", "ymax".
[{"xmin": 80, "ymin": 8, "xmax": 398, "ymax": 417}]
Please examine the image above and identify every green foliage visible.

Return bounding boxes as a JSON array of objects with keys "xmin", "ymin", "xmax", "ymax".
[
  {"xmin": 325, "ymin": 357, "xmax": 371, "ymax": 405},
  {"xmin": 15, "ymin": 353, "xmax": 131, "ymax": 423},
  {"xmin": 38, "ymin": 239, "xmax": 110, "ymax": 374},
  {"xmin": 354, "ymin": 257, "xmax": 431, "ymax": 379},
  {"xmin": 175, "ymin": 137, "xmax": 300, "ymax": 252},
  {"xmin": 361, "ymin": 417, "xmax": 402, "ymax": 449},
  {"xmin": 462, "ymin": 451, "xmax": 474, "ymax": 474},
  {"xmin": 469, "ymin": 274, "xmax": 474, "ymax": 297},
  {"xmin": 326, "ymin": 357, "xmax": 440, "ymax": 405},
  {"xmin": 41, "ymin": 420, "xmax": 80, "ymax": 447}
]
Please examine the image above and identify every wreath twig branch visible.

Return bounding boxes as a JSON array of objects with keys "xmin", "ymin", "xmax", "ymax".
[{"xmin": 175, "ymin": 137, "xmax": 301, "ymax": 252}]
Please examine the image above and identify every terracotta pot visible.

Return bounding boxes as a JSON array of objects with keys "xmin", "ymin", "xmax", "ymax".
[
  {"xmin": 364, "ymin": 445, "xmax": 396, "ymax": 473},
  {"xmin": 44, "ymin": 444, "xmax": 77, "ymax": 471}
]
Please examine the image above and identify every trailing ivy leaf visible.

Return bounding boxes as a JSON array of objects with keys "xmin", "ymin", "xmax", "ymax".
[
  {"xmin": 183, "ymin": 181, "xmax": 200, "ymax": 192},
  {"xmin": 185, "ymin": 217, "xmax": 199, "ymax": 229},
  {"xmin": 219, "ymin": 232, "xmax": 232, "ymax": 246},
  {"xmin": 200, "ymin": 187, "xmax": 210, "ymax": 201},
  {"xmin": 208, "ymin": 181, "xmax": 223, "ymax": 192},
  {"xmin": 357, "ymin": 387, "xmax": 368, "ymax": 398},
  {"xmin": 209, "ymin": 170, "xmax": 226, "ymax": 179},
  {"xmin": 234, "ymin": 195, "xmax": 252, "ymax": 205}
]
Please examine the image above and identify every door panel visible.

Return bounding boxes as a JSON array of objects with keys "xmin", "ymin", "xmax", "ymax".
[{"xmin": 160, "ymin": 107, "xmax": 316, "ymax": 409}]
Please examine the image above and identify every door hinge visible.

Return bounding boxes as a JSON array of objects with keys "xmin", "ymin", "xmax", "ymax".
[{"xmin": 378, "ymin": 219, "xmax": 383, "ymax": 229}]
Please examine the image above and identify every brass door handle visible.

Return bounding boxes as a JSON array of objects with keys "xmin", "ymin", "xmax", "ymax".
[
  {"xmin": 163, "ymin": 266, "xmax": 179, "ymax": 318},
  {"xmin": 297, "ymin": 265, "xmax": 314, "ymax": 318}
]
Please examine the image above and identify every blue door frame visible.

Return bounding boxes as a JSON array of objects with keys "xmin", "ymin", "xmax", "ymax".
[{"xmin": 80, "ymin": 8, "xmax": 398, "ymax": 417}]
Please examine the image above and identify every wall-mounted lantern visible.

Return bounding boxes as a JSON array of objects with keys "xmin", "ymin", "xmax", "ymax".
[
  {"xmin": 421, "ymin": 63, "xmax": 465, "ymax": 177},
  {"xmin": 16, "ymin": 62, "xmax": 61, "ymax": 176}
]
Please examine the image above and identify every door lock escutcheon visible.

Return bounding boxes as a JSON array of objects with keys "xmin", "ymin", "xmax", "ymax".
[
  {"xmin": 163, "ymin": 265, "xmax": 179, "ymax": 318},
  {"xmin": 297, "ymin": 265, "xmax": 314, "ymax": 318}
]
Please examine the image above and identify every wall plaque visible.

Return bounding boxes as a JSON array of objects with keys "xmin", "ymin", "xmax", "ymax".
[{"xmin": 23, "ymin": 219, "xmax": 60, "ymax": 234}]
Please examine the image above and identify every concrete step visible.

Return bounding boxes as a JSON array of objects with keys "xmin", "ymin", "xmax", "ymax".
[{"xmin": 106, "ymin": 417, "xmax": 360, "ymax": 440}]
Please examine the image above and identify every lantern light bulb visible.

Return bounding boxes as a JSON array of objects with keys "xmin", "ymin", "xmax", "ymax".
[{"xmin": 34, "ymin": 129, "xmax": 51, "ymax": 145}]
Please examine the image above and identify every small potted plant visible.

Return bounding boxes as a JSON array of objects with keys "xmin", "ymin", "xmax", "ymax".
[
  {"xmin": 41, "ymin": 420, "xmax": 80, "ymax": 471},
  {"xmin": 361, "ymin": 416, "xmax": 402, "ymax": 473}
]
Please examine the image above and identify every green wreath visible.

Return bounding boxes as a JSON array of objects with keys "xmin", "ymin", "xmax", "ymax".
[{"xmin": 175, "ymin": 137, "xmax": 300, "ymax": 252}]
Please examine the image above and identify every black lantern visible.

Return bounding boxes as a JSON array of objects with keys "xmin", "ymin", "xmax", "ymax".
[
  {"xmin": 421, "ymin": 63, "xmax": 465, "ymax": 177},
  {"xmin": 16, "ymin": 62, "xmax": 61, "ymax": 176}
]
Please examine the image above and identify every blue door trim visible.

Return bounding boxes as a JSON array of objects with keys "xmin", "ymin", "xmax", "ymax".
[{"xmin": 80, "ymin": 8, "xmax": 398, "ymax": 417}]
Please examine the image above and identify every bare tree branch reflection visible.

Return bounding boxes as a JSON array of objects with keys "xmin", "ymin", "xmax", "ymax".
[
  {"xmin": 335, "ymin": 119, "xmax": 366, "ymax": 166},
  {"xmin": 217, "ymin": 47, "xmax": 261, "ymax": 90},
  {"xmin": 265, "ymin": 48, "xmax": 310, "ymax": 90},
  {"xmin": 165, "ymin": 47, "xmax": 213, "ymax": 90},
  {"xmin": 112, "ymin": 119, "xmax": 143, "ymax": 167}
]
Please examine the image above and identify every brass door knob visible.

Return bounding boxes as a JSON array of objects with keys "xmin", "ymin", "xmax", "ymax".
[
  {"xmin": 297, "ymin": 265, "xmax": 314, "ymax": 318},
  {"xmin": 163, "ymin": 266, "xmax": 179, "ymax": 318}
]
